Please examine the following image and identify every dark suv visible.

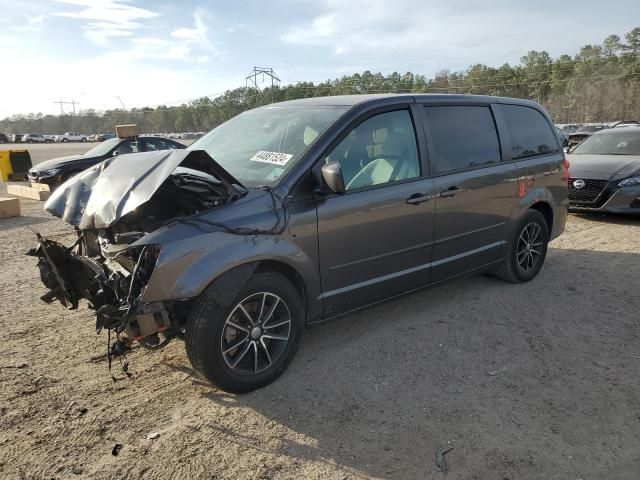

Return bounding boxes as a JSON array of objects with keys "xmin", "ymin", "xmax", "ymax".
[{"xmin": 32, "ymin": 94, "xmax": 568, "ymax": 393}]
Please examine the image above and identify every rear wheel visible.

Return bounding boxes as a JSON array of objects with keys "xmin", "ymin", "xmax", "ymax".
[
  {"xmin": 185, "ymin": 271, "xmax": 304, "ymax": 393},
  {"xmin": 495, "ymin": 209, "xmax": 549, "ymax": 283}
]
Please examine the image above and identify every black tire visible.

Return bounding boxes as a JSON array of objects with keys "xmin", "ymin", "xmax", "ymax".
[
  {"xmin": 82, "ymin": 138, "xmax": 87, "ymax": 142},
  {"xmin": 62, "ymin": 138, "xmax": 68, "ymax": 143},
  {"xmin": 495, "ymin": 209, "xmax": 549, "ymax": 283},
  {"xmin": 185, "ymin": 271, "xmax": 304, "ymax": 393}
]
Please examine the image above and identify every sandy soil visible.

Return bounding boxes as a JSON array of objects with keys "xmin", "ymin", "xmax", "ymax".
[{"xmin": 1, "ymin": 190, "xmax": 639, "ymax": 479}]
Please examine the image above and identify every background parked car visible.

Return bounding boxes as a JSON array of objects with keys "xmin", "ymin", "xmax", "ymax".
[
  {"xmin": 28, "ymin": 135, "xmax": 185, "ymax": 189},
  {"xmin": 95, "ymin": 133, "xmax": 116, "ymax": 142},
  {"xmin": 555, "ymin": 127, "xmax": 569, "ymax": 147},
  {"xmin": 612, "ymin": 120, "xmax": 640, "ymax": 128},
  {"xmin": 22, "ymin": 133, "xmax": 53, "ymax": 143},
  {"xmin": 0, "ymin": 133, "xmax": 8, "ymax": 144},
  {"xmin": 567, "ymin": 127, "xmax": 640, "ymax": 214},
  {"xmin": 54, "ymin": 132, "xmax": 88, "ymax": 143},
  {"xmin": 567, "ymin": 124, "xmax": 609, "ymax": 148}
]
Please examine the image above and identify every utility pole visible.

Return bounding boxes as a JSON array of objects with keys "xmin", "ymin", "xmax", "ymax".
[
  {"xmin": 117, "ymin": 96, "xmax": 128, "ymax": 111},
  {"xmin": 245, "ymin": 66, "xmax": 280, "ymax": 103}
]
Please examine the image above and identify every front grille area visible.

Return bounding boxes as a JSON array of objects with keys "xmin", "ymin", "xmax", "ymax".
[{"xmin": 568, "ymin": 178, "xmax": 609, "ymax": 203}]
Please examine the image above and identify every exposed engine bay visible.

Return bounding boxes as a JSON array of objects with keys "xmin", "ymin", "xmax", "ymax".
[{"xmin": 28, "ymin": 150, "xmax": 250, "ymax": 372}]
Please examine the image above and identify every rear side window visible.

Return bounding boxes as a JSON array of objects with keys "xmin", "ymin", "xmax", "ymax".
[
  {"xmin": 498, "ymin": 104, "xmax": 558, "ymax": 159},
  {"xmin": 424, "ymin": 106, "xmax": 501, "ymax": 174}
]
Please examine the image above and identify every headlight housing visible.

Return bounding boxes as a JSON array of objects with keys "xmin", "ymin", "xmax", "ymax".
[
  {"xmin": 618, "ymin": 176, "xmax": 640, "ymax": 187},
  {"xmin": 38, "ymin": 169, "xmax": 61, "ymax": 179}
]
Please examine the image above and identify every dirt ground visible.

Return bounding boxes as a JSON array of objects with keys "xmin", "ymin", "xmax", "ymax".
[{"xmin": 1, "ymin": 188, "xmax": 639, "ymax": 480}]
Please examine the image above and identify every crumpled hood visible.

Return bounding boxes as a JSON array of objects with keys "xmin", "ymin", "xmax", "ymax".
[
  {"xmin": 567, "ymin": 154, "xmax": 640, "ymax": 180},
  {"xmin": 44, "ymin": 149, "xmax": 243, "ymax": 229}
]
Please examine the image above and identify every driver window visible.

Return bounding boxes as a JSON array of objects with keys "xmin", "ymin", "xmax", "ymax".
[{"xmin": 326, "ymin": 110, "xmax": 420, "ymax": 190}]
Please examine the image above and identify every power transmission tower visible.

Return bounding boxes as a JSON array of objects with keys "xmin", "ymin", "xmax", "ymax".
[
  {"xmin": 53, "ymin": 98, "xmax": 79, "ymax": 114},
  {"xmin": 245, "ymin": 67, "xmax": 280, "ymax": 103},
  {"xmin": 245, "ymin": 66, "xmax": 281, "ymax": 90}
]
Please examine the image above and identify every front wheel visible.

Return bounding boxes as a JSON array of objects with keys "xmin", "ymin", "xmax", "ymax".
[
  {"xmin": 185, "ymin": 271, "xmax": 304, "ymax": 393},
  {"xmin": 495, "ymin": 209, "xmax": 549, "ymax": 283},
  {"xmin": 62, "ymin": 138, "xmax": 68, "ymax": 143}
]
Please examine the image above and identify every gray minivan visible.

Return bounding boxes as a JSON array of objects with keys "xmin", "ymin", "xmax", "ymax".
[{"xmin": 33, "ymin": 94, "xmax": 568, "ymax": 392}]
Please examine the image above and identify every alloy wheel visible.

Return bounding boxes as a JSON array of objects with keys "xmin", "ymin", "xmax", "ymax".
[
  {"xmin": 220, "ymin": 292, "xmax": 292, "ymax": 375},
  {"xmin": 516, "ymin": 222, "xmax": 544, "ymax": 272}
]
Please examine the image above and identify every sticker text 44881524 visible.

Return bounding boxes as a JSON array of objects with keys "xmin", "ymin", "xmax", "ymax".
[{"xmin": 250, "ymin": 151, "xmax": 293, "ymax": 166}]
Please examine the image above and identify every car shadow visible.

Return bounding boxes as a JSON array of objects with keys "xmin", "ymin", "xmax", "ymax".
[
  {"xmin": 571, "ymin": 212, "xmax": 640, "ymax": 226},
  {"xmin": 187, "ymin": 248, "xmax": 640, "ymax": 479},
  {"xmin": 0, "ymin": 215, "xmax": 56, "ymax": 232}
]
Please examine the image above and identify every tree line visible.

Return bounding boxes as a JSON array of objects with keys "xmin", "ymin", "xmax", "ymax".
[{"xmin": 2, "ymin": 27, "xmax": 639, "ymax": 135}]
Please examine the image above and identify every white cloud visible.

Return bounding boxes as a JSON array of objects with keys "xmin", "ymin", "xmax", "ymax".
[
  {"xmin": 279, "ymin": 0, "xmax": 596, "ymax": 72},
  {"xmin": 0, "ymin": 45, "xmax": 238, "ymax": 117},
  {"xmin": 171, "ymin": 8, "xmax": 214, "ymax": 45},
  {"xmin": 53, "ymin": 0, "xmax": 159, "ymax": 47}
]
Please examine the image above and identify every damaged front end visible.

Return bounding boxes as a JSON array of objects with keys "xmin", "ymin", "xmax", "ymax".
[
  {"xmin": 29, "ymin": 235, "xmax": 169, "ymax": 344},
  {"xmin": 29, "ymin": 149, "xmax": 246, "ymax": 357}
]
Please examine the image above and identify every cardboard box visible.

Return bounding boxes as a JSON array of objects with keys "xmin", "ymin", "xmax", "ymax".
[
  {"xmin": 7, "ymin": 184, "xmax": 50, "ymax": 201},
  {"xmin": 116, "ymin": 124, "xmax": 139, "ymax": 138},
  {"xmin": 0, "ymin": 197, "xmax": 20, "ymax": 219}
]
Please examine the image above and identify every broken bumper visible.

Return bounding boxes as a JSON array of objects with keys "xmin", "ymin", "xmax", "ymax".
[{"xmin": 28, "ymin": 235, "xmax": 171, "ymax": 340}]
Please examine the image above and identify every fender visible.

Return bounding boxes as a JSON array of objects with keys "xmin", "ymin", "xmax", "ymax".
[
  {"xmin": 140, "ymin": 231, "xmax": 320, "ymax": 309},
  {"xmin": 507, "ymin": 186, "xmax": 556, "ymax": 240}
]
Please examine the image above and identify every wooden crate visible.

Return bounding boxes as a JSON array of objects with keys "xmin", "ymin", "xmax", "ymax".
[
  {"xmin": 7, "ymin": 184, "xmax": 50, "ymax": 201},
  {"xmin": 0, "ymin": 197, "xmax": 20, "ymax": 219}
]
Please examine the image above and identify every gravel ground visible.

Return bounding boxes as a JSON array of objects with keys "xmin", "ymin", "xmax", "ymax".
[{"xmin": 0, "ymin": 187, "xmax": 639, "ymax": 479}]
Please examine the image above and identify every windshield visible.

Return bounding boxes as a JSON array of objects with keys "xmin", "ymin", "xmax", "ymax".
[
  {"xmin": 84, "ymin": 138, "xmax": 121, "ymax": 157},
  {"xmin": 572, "ymin": 130, "xmax": 640, "ymax": 155},
  {"xmin": 188, "ymin": 105, "xmax": 349, "ymax": 186}
]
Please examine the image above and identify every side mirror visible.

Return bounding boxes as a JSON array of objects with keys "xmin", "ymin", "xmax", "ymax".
[
  {"xmin": 563, "ymin": 146, "xmax": 571, "ymax": 154},
  {"xmin": 112, "ymin": 150, "xmax": 119, "ymax": 156},
  {"xmin": 321, "ymin": 162, "xmax": 346, "ymax": 194}
]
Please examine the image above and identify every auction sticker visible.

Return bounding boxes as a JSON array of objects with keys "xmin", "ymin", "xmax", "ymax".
[{"xmin": 250, "ymin": 151, "xmax": 293, "ymax": 166}]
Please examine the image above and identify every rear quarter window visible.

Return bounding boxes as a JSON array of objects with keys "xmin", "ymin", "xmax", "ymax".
[
  {"xmin": 424, "ymin": 105, "xmax": 501, "ymax": 174},
  {"xmin": 498, "ymin": 104, "xmax": 559, "ymax": 160}
]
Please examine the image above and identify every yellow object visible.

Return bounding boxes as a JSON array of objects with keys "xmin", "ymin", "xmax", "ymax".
[
  {"xmin": 0, "ymin": 150, "xmax": 31, "ymax": 182},
  {"xmin": 0, "ymin": 150, "xmax": 12, "ymax": 182}
]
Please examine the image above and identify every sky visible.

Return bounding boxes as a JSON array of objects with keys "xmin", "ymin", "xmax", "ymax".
[{"xmin": 0, "ymin": 0, "xmax": 638, "ymax": 118}]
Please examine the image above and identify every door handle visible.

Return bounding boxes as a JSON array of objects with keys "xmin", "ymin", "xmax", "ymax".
[
  {"xmin": 406, "ymin": 193, "xmax": 434, "ymax": 205},
  {"xmin": 439, "ymin": 186, "xmax": 463, "ymax": 198}
]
